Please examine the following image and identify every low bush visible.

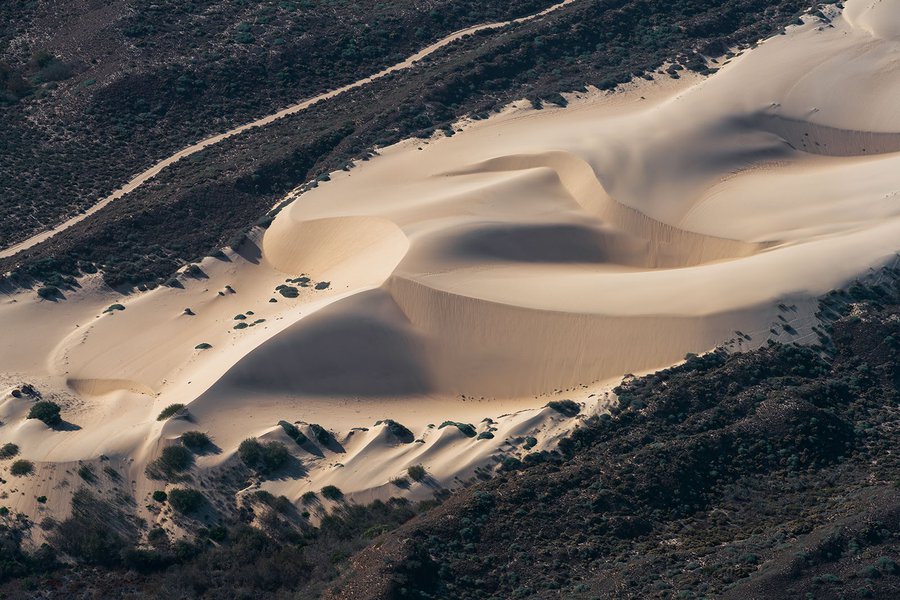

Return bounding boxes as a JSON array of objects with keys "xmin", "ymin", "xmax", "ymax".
[
  {"xmin": 238, "ymin": 438, "xmax": 289, "ymax": 474},
  {"xmin": 167, "ymin": 488, "xmax": 205, "ymax": 514},
  {"xmin": 439, "ymin": 421, "xmax": 477, "ymax": 438},
  {"xmin": 407, "ymin": 464, "xmax": 427, "ymax": 482},
  {"xmin": 321, "ymin": 485, "xmax": 344, "ymax": 501},
  {"xmin": 152, "ymin": 490, "xmax": 168, "ymax": 503},
  {"xmin": 546, "ymin": 399, "xmax": 580, "ymax": 417},
  {"xmin": 28, "ymin": 401, "xmax": 61, "ymax": 426},
  {"xmin": 0, "ymin": 442, "xmax": 19, "ymax": 459},
  {"xmin": 156, "ymin": 403, "xmax": 186, "ymax": 421},
  {"xmin": 10, "ymin": 459, "xmax": 34, "ymax": 476},
  {"xmin": 181, "ymin": 431, "xmax": 212, "ymax": 451}
]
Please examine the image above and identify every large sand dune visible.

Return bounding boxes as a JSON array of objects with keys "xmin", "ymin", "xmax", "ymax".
[{"xmin": 3, "ymin": 0, "xmax": 900, "ymax": 525}]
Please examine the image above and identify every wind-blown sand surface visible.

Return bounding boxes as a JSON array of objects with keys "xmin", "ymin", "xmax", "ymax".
[{"xmin": 2, "ymin": 0, "xmax": 900, "ymax": 526}]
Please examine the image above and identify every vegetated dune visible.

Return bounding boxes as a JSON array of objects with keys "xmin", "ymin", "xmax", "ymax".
[{"xmin": 2, "ymin": 0, "xmax": 900, "ymax": 525}]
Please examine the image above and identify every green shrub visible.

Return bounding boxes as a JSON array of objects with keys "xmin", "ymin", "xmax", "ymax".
[
  {"xmin": 238, "ymin": 438, "xmax": 289, "ymax": 474},
  {"xmin": 103, "ymin": 303, "xmax": 125, "ymax": 313},
  {"xmin": 167, "ymin": 488, "xmax": 205, "ymax": 514},
  {"xmin": 181, "ymin": 431, "xmax": 212, "ymax": 451},
  {"xmin": 156, "ymin": 403, "xmax": 186, "ymax": 421},
  {"xmin": 36, "ymin": 495, "xmax": 47, "ymax": 504},
  {"xmin": 407, "ymin": 464, "xmax": 426, "ymax": 482},
  {"xmin": 28, "ymin": 401, "xmax": 62, "ymax": 426},
  {"xmin": 321, "ymin": 485, "xmax": 344, "ymax": 501},
  {"xmin": 146, "ymin": 445, "xmax": 193, "ymax": 480},
  {"xmin": 152, "ymin": 490, "xmax": 168, "ymax": 503},
  {"xmin": 37, "ymin": 286, "xmax": 62, "ymax": 300},
  {"xmin": 0, "ymin": 442, "xmax": 19, "ymax": 459},
  {"xmin": 439, "ymin": 421, "xmax": 476, "ymax": 437},
  {"xmin": 194, "ymin": 342, "xmax": 212, "ymax": 350},
  {"xmin": 10, "ymin": 459, "xmax": 34, "ymax": 476}
]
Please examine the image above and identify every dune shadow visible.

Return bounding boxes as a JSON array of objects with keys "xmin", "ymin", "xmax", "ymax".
[
  {"xmin": 449, "ymin": 223, "xmax": 617, "ymax": 264},
  {"xmin": 223, "ymin": 290, "xmax": 432, "ymax": 397},
  {"xmin": 234, "ymin": 238, "xmax": 262, "ymax": 265},
  {"xmin": 55, "ymin": 420, "xmax": 82, "ymax": 431}
]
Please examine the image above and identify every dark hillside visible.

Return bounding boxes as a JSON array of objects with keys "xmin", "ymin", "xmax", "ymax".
[{"xmin": 0, "ymin": 0, "xmax": 556, "ymax": 248}]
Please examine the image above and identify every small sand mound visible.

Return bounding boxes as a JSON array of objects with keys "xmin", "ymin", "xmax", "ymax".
[{"xmin": 66, "ymin": 378, "xmax": 155, "ymax": 397}]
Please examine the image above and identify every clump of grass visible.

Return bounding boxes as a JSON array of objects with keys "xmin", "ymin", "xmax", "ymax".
[
  {"xmin": 0, "ymin": 443, "xmax": 19, "ymax": 459},
  {"xmin": 157, "ymin": 403, "xmax": 186, "ymax": 421},
  {"xmin": 10, "ymin": 459, "xmax": 34, "ymax": 476},
  {"xmin": 407, "ymin": 464, "xmax": 427, "ymax": 482}
]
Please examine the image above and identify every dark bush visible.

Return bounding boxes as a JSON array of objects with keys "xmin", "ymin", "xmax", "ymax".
[
  {"xmin": 407, "ymin": 464, "xmax": 427, "ymax": 482},
  {"xmin": 10, "ymin": 459, "xmax": 34, "ymax": 476},
  {"xmin": 238, "ymin": 438, "xmax": 289, "ymax": 474},
  {"xmin": 152, "ymin": 490, "xmax": 168, "ymax": 503},
  {"xmin": 0, "ymin": 442, "xmax": 19, "ymax": 459},
  {"xmin": 28, "ymin": 401, "xmax": 61, "ymax": 426},
  {"xmin": 546, "ymin": 399, "xmax": 580, "ymax": 417},
  {"xmin": 157, "ymin": 403, "xmax": 186, "ymax": 421},
  {"xmin": 167, "ymin": 488, "xmax": 205, "ymax": 514},
  {"xmin": 321, "ymin": 485, "xmax": 344, "ymax": 501},
  {"xmin": 181, "ymin": 431, "xmax": 212, "ymax": 451}
]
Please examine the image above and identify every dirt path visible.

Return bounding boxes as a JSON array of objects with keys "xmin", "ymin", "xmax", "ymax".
[{"xmin": 0, "ymin": 0, "xmax": 577, "ymax": 260}]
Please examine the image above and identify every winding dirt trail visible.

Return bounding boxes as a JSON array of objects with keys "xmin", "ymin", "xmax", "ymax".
[{"xmin": 0, "ymin": 0, "xmax": 577, "ymax": 260}]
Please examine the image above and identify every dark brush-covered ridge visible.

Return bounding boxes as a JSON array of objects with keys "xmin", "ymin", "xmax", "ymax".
[
  {"xmin": 0, "ymin": 0, "xmax": 556, "ymax": 248},
  {"xmin": 1, "ymin": 0, "xmax": 825, "ymax": 290},
  {"xmin": 325, "ymin": 278, "xmax": 900, "ymax": 599}
]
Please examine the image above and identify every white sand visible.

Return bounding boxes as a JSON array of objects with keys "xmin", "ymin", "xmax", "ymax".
[{"xmin": 2, "ymin": 0, "xmax": 900, "ymax": 526}]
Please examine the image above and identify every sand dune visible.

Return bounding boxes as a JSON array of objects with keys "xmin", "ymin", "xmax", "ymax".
[{"xmin": 3, "ymin": 0, "xmax": 900, "ymax": 526}]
